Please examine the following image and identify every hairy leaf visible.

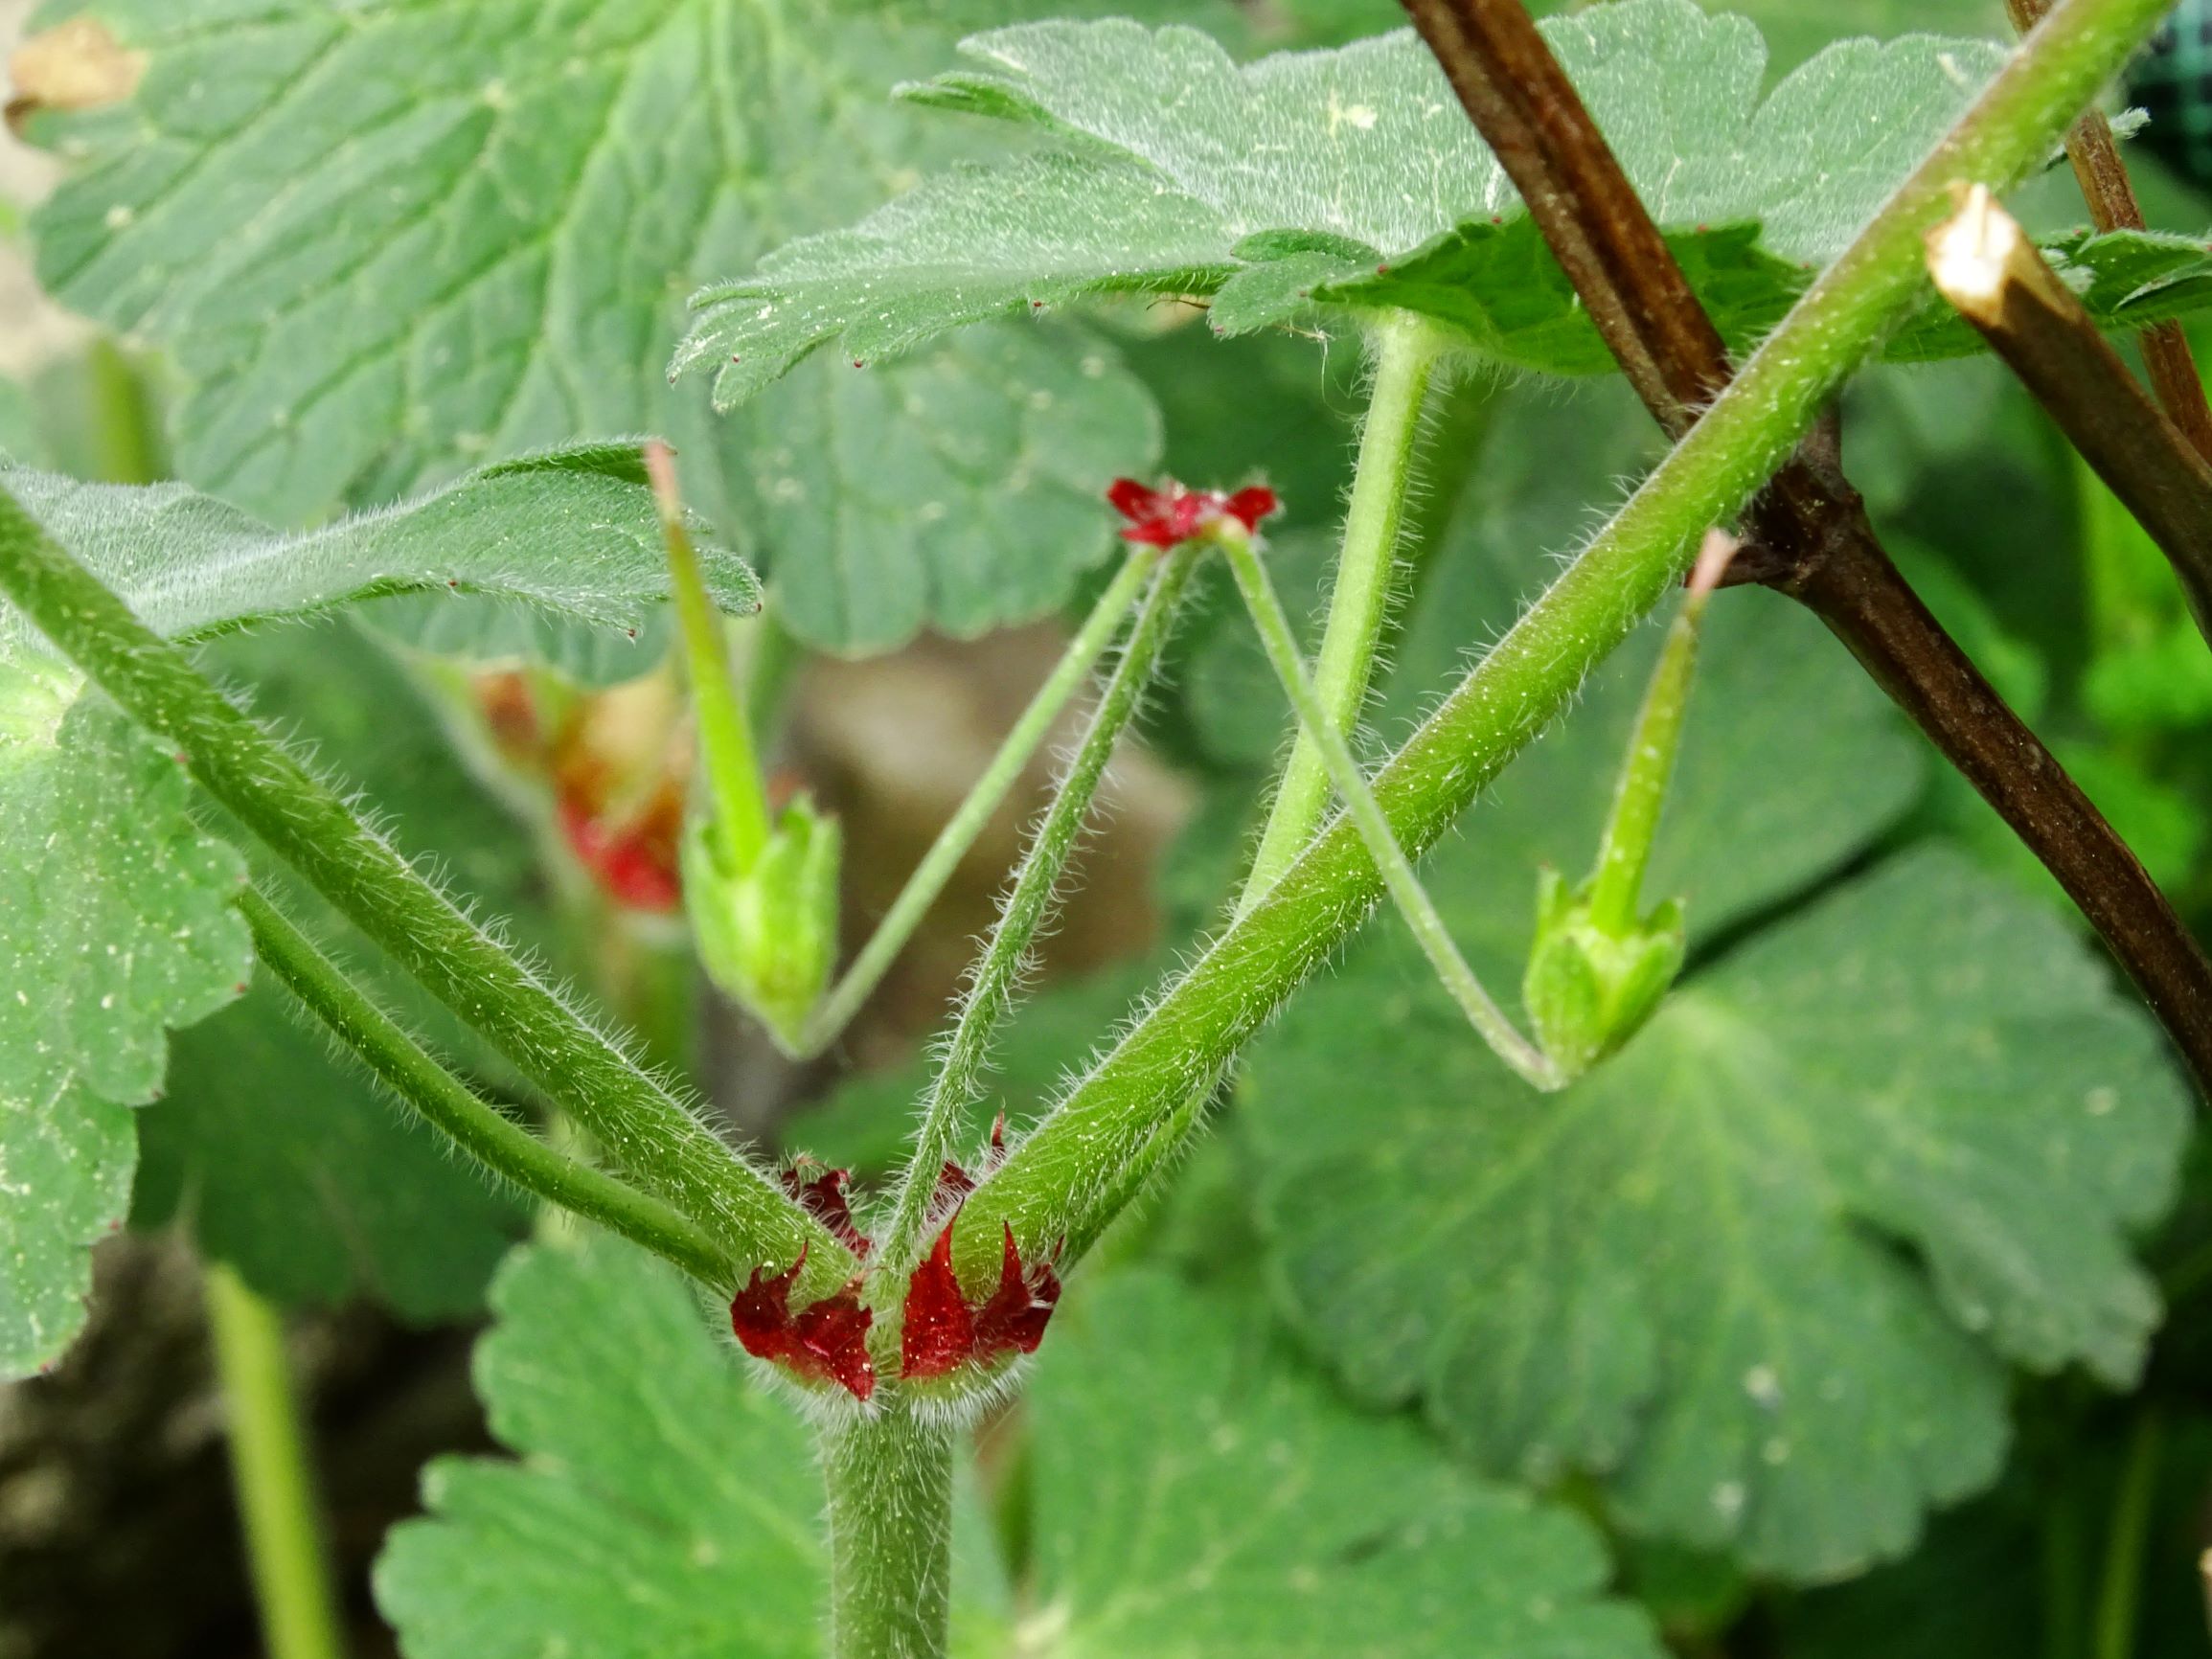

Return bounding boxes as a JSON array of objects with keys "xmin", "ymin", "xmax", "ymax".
[
  {"xmin": 26, "ymin": 0, "xmax": 1161, "ymax": 654},
  {"xmin": 0, "ymin": 447, "xmax": 726, "ymax": 1368},
  {"xmin": 1, "ymin": 443, "xmax": 756, "ymax": 670},
  {"xmin": 679, "ymin": 4, "xmax": 2197, "ymax": 397},
  {"xmin": 374, "ymin": 1237, "xmax": 1013, "ymax": 1659},
  {"xmin": 0, "ymin": 669, "xmax": 251, "ymax": 1377},
  {"xmin": 1245, "ymin": 850, "xmax": 2191, "ymax": 1579},
  {"xmin": 1024, "ymin": 1271, "xmax": 1662, "ymax": 1657}
]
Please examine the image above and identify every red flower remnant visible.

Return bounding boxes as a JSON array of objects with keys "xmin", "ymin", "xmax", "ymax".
[
  {"xmin": 558, "ymin": 795, "xmax": 683, "ymax": 912},
  {"xmin": 729, "ymin": 1248, "xmax": 876, "ymax": 1400},
  {"xmin": 1106, "ymin": 477, "xmax": 1280, "ymax": 549},
  {"xmin": 781, "ymin": 1160, "xmax": 872, "ymax": 1258},
  {"xmin": 899, "ymin": 1219, "xmax": 1061, "ymax": 1380}
]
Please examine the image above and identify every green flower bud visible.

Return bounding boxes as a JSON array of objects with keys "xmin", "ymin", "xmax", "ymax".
[
  {"xmin": 684, "ymin": 792, "xmax": 842, "ymax": 1052},
  {"xmin": 1522, "ymin": 865, "xmax": 1685, "ymax": 1082}
]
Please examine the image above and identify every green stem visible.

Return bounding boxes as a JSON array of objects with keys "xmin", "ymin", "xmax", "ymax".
[
  {"xmin": 241, "ymin": 887, "xmax": 736, "ymax": 1291},
  {"xmin": 2092, "ymin": 1408, "xmax": 2163, "ymax": 1659},
  {"xmin": 1585, "ymin": 580, "xmax": 1712, "ymax": 937},
  {"xmin": 822, "ymin": 1407, "xmax": 955, "ymax": 1659},
  {"xmin": 86, "ymin": 335, "xmax": 163, "ymax": 488},
  {"xmin": 1238, "ymin": 310, "xmax": 1446, "ymax": 917},
  {"xmin": 947, "ymin": 0, "xmax": 2174, "ymax": 1279},
  {"xmin": 0, "ymin": 482, "xmax": 847, "ymax": 1295},
  {"xmin": 1225, "ymin": 535, "xmax": 1560, "ymax": 1090},
  {"xmin": 650, "ymin": 443, "xmax": 771, "ymax": 873},
  {"xmin": 795, "ymin": 545, "xmax": 1158, "ymax": 1057},
  {"xmin": 204, "ymin": 1262, "xmax": 346, "ymax": 1659},
  {"xmin": 878, "ymin": 546, "xmax": 1195, "ymax": 1273}
]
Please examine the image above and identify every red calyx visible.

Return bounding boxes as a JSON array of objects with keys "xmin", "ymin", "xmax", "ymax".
[
  {"xmin": 781, "ymin": 1161, "xmax": 872, "ymax": 1258},
  {"xmin": 1106, "ymin": 477, "xmax": 1281, "ymax": 549},
  {"xmin": 729, "ymin": 1248, "xmax": 876, "ymax": 1400},
  {"xmin": 899, "ymin": 1219, "xmax": 1061, "ymax": 1381}
]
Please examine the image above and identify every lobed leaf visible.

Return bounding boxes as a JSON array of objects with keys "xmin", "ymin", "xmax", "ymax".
[
  {"xmin": 677, "ymin": 3, "xmax": 2212, "ymax": 398},
  {"xmin": 374, "ymin": 1236, "xmax": 1014, "ymax": 1659},
  {"xmin": 1026, "ymin": 1271, "xmax": 1663, "ymax": 1658},
  {"xmin": 0, "ymin": 668, "xmax": 251, "ymax": 1377},
  {"xmin": 25, "ymin": 0, "xmax": 1162, "ymax": 654},
  {"xmin": 1244, "ymin": 850, "xmax": 2191, "ymax": 1579},
  {"xmin": 0, "ymin": 445, "xmax": 745, "ymax": 1371}
]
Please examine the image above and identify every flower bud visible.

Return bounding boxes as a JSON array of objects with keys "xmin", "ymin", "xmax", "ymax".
[
  {"xmin": 683, "ymin": 791, "xmax": 841, "ymax": 1051},
  {"xmin": 1522, "ymin": 865, "xmax": 1685, "ymax": 1082}
]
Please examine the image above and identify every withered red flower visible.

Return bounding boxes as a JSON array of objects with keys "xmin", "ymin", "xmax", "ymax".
[
  {"xmin": 900, "ymin": 1219, "xmax": 1061, "ymax": 1380},
  {"xmin": 1106, "ymin": 477, "xmax": 1280, "ymax": 548},
  {"xmin": 729, "ymin": 1248, "xmax": 876, "ymax": 1400},
  {"xmin": 557, "ymin": 794, "xmax": 684, "ymax": 912},
  {"xmin": 781, "ymin": 1160, "xmax": 872, "ymax": 1258}
]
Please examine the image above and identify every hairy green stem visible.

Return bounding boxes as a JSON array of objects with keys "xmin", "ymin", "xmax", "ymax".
[
  {"xmin": 1224, "ymin": 535, "xmax": 1560, "ymax": 1090},
  {"xmin": 650, "ymin": 443, "xmax": 771, "ymax": 873},
  {"xmin": 796, "ymin": 545, "xmax": 1158, "ymax": 1057},
  {"xmin": 950, "ymin": 0, "xmax": 2176, "ymax": 1278},
  {"xmin": 1238, "ymin": 311, "xmax": 1446, "ymax": 915},
  {"xmin": 879, "ymin": 546, "xmax": 1194, "ymax": 1272},
  {"xmin": 0, "ymin": 482, "xmax": 847, "ymax": 1294},
  {"xmin": 1585, "ymin": 574, "xmax": 1712, "ymax": 937},
  {"xmin": 822, "ymin": 1407, "xmax": 955, "ymax": 1659},
  {"xmin": 204, "ymin": 1263, "xmax": 346, "ymax": 1659},
  {"xmin": 2092, "ymin": 1408, "xmax": 2163, "ymax": 1659},
  {"xmin": 241, "ymin": 887, "xmax": 737, "ymax": 1290}
]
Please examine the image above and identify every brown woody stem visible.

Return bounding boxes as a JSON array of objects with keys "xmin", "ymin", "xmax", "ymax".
[
  {"xmin": 1399, "ymin": 0, "xmax": 2212, "ymax": 1097},
  {"xmin": 2005, "ymin": 0, "xmax": 2212, "ymax": 464},
  {"xmin": 1929, "ymin": 186, "xmax": 2212, "ymax": 646}
]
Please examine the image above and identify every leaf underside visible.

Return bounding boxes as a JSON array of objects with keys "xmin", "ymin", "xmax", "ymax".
[{"xmin": 677, "ymin": 3, "xmax": 2212, "ymax": 399}]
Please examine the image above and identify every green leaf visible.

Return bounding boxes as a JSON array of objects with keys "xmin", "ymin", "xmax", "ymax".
[
  {"xmin": 0, "ymin": 444, "xmax": 719, "ymax": 1369},
  {"xmin": 0, "ymin": 669, "xmax": 252, "ymax": 1378},
  {"xmin": 2, "ymin": 443, "xmax": 757, "ymax": 673},
  {"xmin": 1023, "ymin": 1270, "xmax": 1662, "ymax": 1657},
  {"xmin": 374, "ymin": 1235, "xmax": 1012, "ymax": 1659},
  {"xmin": 26, "ymin": 0, "xmax": 1160, "ymax": 655},
  {"xmin": 678, "ymin": 3, "xmax": 2152, "ymax": 397},
  {"xmin": 132, "ymin": 979, "xmax": 529, "ymax": 1321},
  {"xmin": 1245, "ymin": 850, "xmax": 2192, "ymax": 1579}
]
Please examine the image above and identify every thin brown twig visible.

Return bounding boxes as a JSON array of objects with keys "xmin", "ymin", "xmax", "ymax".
[
  {"xmin": 2005, "ymin": 0, "xmax": 2212, "ymax": 464},
  {"xmin": 1930, "ymin": 185, "xmax": 2212, "ymax": 643},
  {"xmin": 1398, "ymin": 0, "xmax": 2212, "ymax": 1098}
]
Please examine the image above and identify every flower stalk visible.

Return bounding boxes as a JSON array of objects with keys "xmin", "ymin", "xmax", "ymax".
[
  {"xmin": 0, "ymin": 479, "xmax": 844, "ymax": 1294},
  {"xmin": 1238, "ymin": 310, "xmax": 1446, "ymax": 914},
  {"xmin": 204, "ymin": 1262, "xmax": 347, "ymax": 1659},
  {"xmin": 792, "ymin": 544, "xmax": 1160, "ymax": 1056},
  {"xmin": 1222, "ymin": 530, "xmax": 1562, "ymax": 1090},
  {"xmin": 948, "ymin": 0, "xmax": 2189, "ymax": 1281},
  {"xmin": 878, "ymin": 541, "xmax": 1198, "ymax": 1277},
  {"xmin": 241, "ymin": 887, "xmax": 738, "ymax": 1292}
]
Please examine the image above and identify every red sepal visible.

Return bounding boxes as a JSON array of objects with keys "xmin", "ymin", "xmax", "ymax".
[
  {"xmin": 781, "ymin": 1161, "xmax": 872, "ymax": 1258},
  {"xmin": 1106, "ymin": 477, "xmax": 1281, "ymax": 549},
  {"xmin": 898, "ymin": 1222, "xmax": 975, "ymax": 1380},
  {"xmin": 898, "ymin": 1218, "xmax": 1061, "ymax": 1380},
  {"xmin": 971, "ymin": 1222, "xmax": 1061, "ymax": 1357},
  {"xmin": 729, "ymin": 1248, "xmax": 876, "ymax": 1400}
]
